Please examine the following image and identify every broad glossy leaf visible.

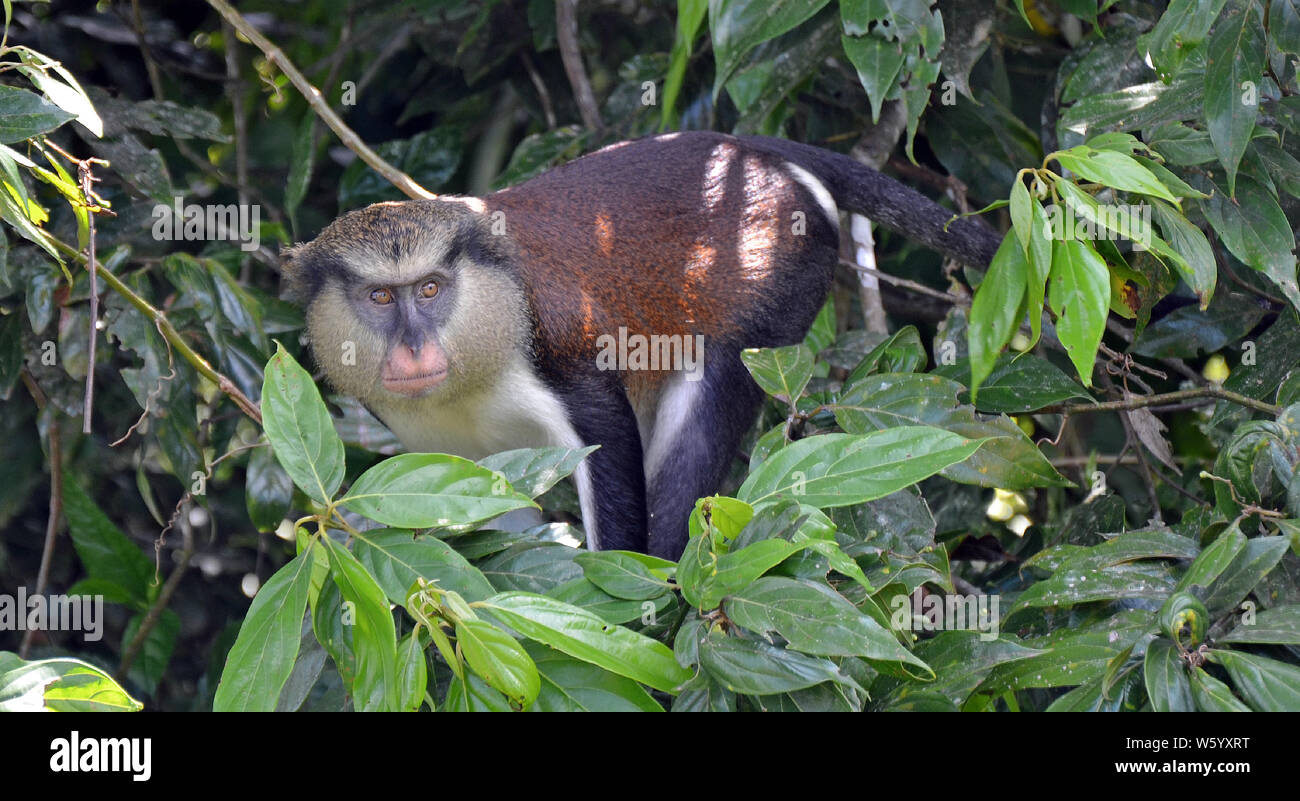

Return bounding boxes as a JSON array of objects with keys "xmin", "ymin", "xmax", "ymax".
[
  {"xmin": 214, "ymin": 546, "xmax": 315, "ymax": 711},
  {"xmin": 480, "ymin": 542, "xmax": 582, "ymax": 594},
  {"xmin": 1201, "ymin": 175, "xmax": 1299, "ymax": 312},
  {"xmin": 1190, "ymin": 667, "xmax": 1251, "ymax": 711},
  {"xmin": 395, "ymin": 631, "xmax": 427, "ymax": 712},
  {"xmin": 698, "ymin": 632, "xmax": 863, "ymax": 695},
  {"xmin": 478, "ymin": 446, "xmax": 597, "ymax": 498},
  {"xmin": 1144, "ymin": 637, "xmax": 1194, "ymax": 712},
  {"xmin": 62, "ymin": 474, "xmax": 153, "ymax": 609},
  {"xmin": 740, "ymin": 343, "xmax": 814, "ymax": 403},
  {"xmin": 323, "ymin": 536, "xmax": 399, "ymax": 712},
  {"xmin": 1207, "ymin": 649, "xmax": 1300, "ymax": 711},
  {"xmin": 709, "ymin": 0, "xmax": 833, "ymax": 95},
  {"xmin": 1049, "ymin": 237, "xmax": 1110, "ymax": 387},
  {"xmin": 261, "ymin": 344, "xmax": 345, "ymax": 505},
  {"xmin": 528, "ymin": 645, "xmax": 663, "ymax": 712},
  {"xmin": 834, "ymin": 373, "xmax": 1069, "ymax": 488},
  {"xmin": 738, "ymin": 427, "xmax": 990, "ymax": 508},
  {"xmin": 456, "ymin": 619, "xmax": 539, "ymax": 709},
  {"xmin": 725, "ymin": 577, "xmax": 929, "ymax": 672},
  {"xmin": 0, "ymin": 653, "xmax": 142, "ymax": 712},
  {"xmin": 484, "ymin": 592, "xmax": 692, "ymax": 693},
  {"xmin": 1204, "ymin": 1, "xmax": 1265, "ymax": 194},
  {"xmin": 1176, "ymin": 524, "xmax": 1247, "ymax": 592},
  {"xmin": 1218, "ymin": 604, "xmax": 1300, "ymax": 644},
  {"xmin": 0, "ymin": 84, "xmax": 75, "ymax": 143},
  {"xmin": 969, "ymin": 233, "xmax": 1027, "ymax": 400},
  {"xmin": 1202, "ymin": 535, "xmax": 1290, "ymax": 614},
  {"xmin": 341, "ymin": 453, "xmax": 535, "ymax": 530},
  {"xmin": 352, "ymin": 528, "xmax": 494, "ymax": 604},
  {"xmin": 574, "ymin": 551, "xmax": 673, "ymax": 600}
]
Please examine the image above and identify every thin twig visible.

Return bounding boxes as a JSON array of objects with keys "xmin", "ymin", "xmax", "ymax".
[
  {"xmin": 18, "ymin": 371, "xmax": 61, "ymax": 659},
  {"xmin": 1043, "ymin": 386, "xmax": 1279, "ymax": 417},
  {"xmin": 48, "ymin": 237, "xmax": 262, "ymax": 424},
  {"xmin": 205, "ymin": 0, "xmax": 434, "ymax": 199},
  {"xmin": 556, "ymin": 0, "xmax": 603, "ymax": 132},
  {"xmin": 521, "ymin": 51, "xmax": 557, "ymax": 129}
]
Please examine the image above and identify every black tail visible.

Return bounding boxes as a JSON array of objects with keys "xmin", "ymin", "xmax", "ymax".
[{"xmin": 740, "ymin": 135, "xmax": 1002, "ymax": 269}]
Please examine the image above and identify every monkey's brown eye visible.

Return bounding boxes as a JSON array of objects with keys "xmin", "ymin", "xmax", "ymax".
[
  {"xmin": 370, "ymin": 288, "xmax": 394, "ymax": 305},
  {"xmin": 419, "ymin": 280, "xmax": 439, "ymax": 299}
]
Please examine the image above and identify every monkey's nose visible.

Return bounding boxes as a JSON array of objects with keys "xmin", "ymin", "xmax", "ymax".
[{"xmin": 382, "ymin": 343, "xmax": 449, "ymax": 396}]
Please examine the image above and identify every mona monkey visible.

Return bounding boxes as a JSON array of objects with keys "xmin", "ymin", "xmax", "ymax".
[{"xmin": 282, "ymin": 132, "xmax": 1000, "ymax": 560}]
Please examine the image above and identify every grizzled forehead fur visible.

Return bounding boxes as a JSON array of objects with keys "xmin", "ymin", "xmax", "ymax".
[{"xmin": 281, "ymin": 199, "xmax": 518, "ymax": 301}]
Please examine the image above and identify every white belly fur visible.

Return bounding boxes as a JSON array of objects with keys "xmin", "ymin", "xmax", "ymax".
[{"xmin": 368, "ymin": 358, "xmax": 603, "ymax": 548}]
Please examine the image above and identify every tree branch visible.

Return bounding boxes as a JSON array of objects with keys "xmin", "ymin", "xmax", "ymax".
[
  {"xmin": 204, "ymin": 0, "xmax": 434, "ymax": 200},
  {"xmin": 1044, "ymin": 386, "xmax": 1279, "ymax": 417}
]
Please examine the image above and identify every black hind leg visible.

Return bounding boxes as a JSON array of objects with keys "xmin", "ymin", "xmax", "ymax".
[{"xmin": 643, "ymin": 352, "xmax": 765, "ymax": 560}]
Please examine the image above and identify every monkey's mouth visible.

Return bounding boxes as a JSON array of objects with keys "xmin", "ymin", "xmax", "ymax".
[{"xmin": 382, "ymin": 368, "xmax": 449, "ymax": 397}]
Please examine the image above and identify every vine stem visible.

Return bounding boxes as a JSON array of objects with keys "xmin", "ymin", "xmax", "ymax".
[{"xmin": 49, "ymin": 237, "xmax": 262, "ymax": 424}]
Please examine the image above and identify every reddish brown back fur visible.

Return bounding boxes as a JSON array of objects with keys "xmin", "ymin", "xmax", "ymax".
[{"xmin": 484, "ymin": 132, "xmax": 836, "ymax": 400}]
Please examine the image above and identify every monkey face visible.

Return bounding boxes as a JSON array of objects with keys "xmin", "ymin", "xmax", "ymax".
[{"xmin": 282, "ymin": 199, "xmax": 530, "ymax": 409}]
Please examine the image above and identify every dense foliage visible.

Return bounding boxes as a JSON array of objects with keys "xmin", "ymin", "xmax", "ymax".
[{"xmin": 1, "ymin": 0, "xmax": 1299, "ymax": 711}]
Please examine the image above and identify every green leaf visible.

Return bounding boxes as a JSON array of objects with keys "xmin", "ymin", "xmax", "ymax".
[
  {"xmin": 285, "ymin": 113, "xmax": 315, "ymax": 233},
  {"xmin": 839, "ymin": 32, "xmax": 905, "ymax": 124},
  {"xmin": 834, "ymin": 373, "xmax": 1070, "ymax": 489},
  {"xmin": 121, "ymin": 610, "xmax": 179, "ymax": 696},
  {"xmin": 0, "ymin": 84, "xmax": 75, "ymax": 143},
  {"xmin": 574, "ymin": 551, "xmax": 674, "ymax": 600},
  {"xmin": 1218, "ymin": 604, "xmax": 1300, "ymax": 644},
  {"xmin": 698, "ymin": 631, "xmax": 863, "ymax": 695},
  {"xmin": 395, "ymin": 631, "xmax": 428, "ymax": 712},
  {"xmin": 528, "ymin": 645, "xmax": 664, "ymax": 711},
  {"xmin": 1203, "ymin": 0, "xmax": 1265, "ymax": 195},
  {"xmin": 1053, "ymin": 146, "xmax": 1179, "ymax": 202},
  {"xmin": 261, "ymin": 344, "xmax": 345, "ymax": 505},
  {"xmin": 1176, "ymin": 524, "xmax": 1246, "ymax": 592},
  {"xmin": 245, "ymin": 443, "xmax": 294, "ymax": 533},
  {"xmin": 62, "ymin": 473, "xmax": 153, "ymax": 609},
  {"xmin": 725, "ymin": 577, "xmax": 930, "ymax": 672},
  {"xmin": 483, "ymin": 592, "xmax": 692, "ymax": 693},
  {"xmin": 738, "ymin": 427, "xmax": 991, "ymax": 508},
  {"xmin": 661, "ymin": 0, "xmax": 710, "ymax": 129},
  {"xmin": 1207, "ymin": 649, "xmax": 1300, "ymax": 711},
  {"xmin": 341, "ymin": 453, "xmax": 536, "ymax": 530},
  {"xmin": 1190, "ymin": 667, "xmax": 1251, "ymax": 711},
  {"xmin": 969, "ymin": 233, "xmax": 1028, "ymax": 400},
  {"xmin": 1150, "ymin": 200, "xmax": 1216, "ymax": 307},
  {"xmin": 1202, "ymin": 535, "xmax": 1290, "ymax": 614},
  {"xmin": 214, "ymin": 546, "xmax": 316, "ymax": 711},
  {"xmin": 1200, "ymin": 175, "xmax": 1299, "ymax": 312},
  {"xmin": 1049, "ymin": 237, "xmax": 1110, "ymax": 387},
  {"xmin": 1144, "ymin": 638, "xmax": 1194, "ymax": 712},
  {"xmin": 943, "ymin": 352, "xmax": 1092, "ymax": 413},
  {"xmin": 477, "ymin": 446, "xmax": 597, "ymax": 499},
  {"xmin": 456, "ymin": 619, "xmax": 539, "ymax": 709},
  {"xmin": 740, "ymin": 343, "xmax": 814, "ymax": 403},
  {"xmin": 709, "ymin": 0, "xmax": 833, "ymax": 96},
  {"xmin": 322, "ymin": 536, "xmax": 400, "ymax": 712},
  {"xmin": 0, "ymin": 653, "xmax": 143, "ymax": 711},
  {"xmin": 352, "ymin": 528, "xmax": 495, "ymax": 604},
  {"xmin": 480, "ymin": 542, "xmax": 583, "ymax": 594}
]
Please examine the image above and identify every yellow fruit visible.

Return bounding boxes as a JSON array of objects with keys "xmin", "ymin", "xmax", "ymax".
[{"xmin": 1203, "ymin": 354, "xmax": 1230, "ymax": 383}]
